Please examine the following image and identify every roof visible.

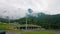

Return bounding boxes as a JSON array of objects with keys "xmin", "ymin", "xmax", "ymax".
[{"xmin": 18, "ymin": 24, "xmax": 41, "ymax": 27}]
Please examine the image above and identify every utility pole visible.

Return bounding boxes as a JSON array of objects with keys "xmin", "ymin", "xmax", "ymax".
[
  {"xmin": 26, "ymin": 13, "xmax": 28, "ymax": 31},
  {"xmin": 8, "ymin": 17, "xmax": 10, "ymax": 24},
  {"xmin": 26, "ymin": 8, "xmax": 33, "ymax": 31},
  {"xmin": 6, "ymin": 16, "xmax": 10, "ymax": 24}
]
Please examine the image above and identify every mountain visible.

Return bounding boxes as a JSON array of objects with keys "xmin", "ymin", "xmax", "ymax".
[
  {"xmin": 16, "ymin": 12, "xmax": 60, "ymax": 29},
  {"xmin": 0, "ymin": 9, "xmax": 60, "ymax": 29}
]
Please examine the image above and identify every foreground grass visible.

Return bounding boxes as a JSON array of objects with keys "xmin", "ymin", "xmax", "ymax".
[
  {"xmin": 0, "ymin": 23, "xmax": 20, "ymax": 30},
  {"xmin": 21, "ymin": 31, "xmax": 56, "ymax": 34},
  {"xmin": 0, "ymin": 23, "xmax": 7, "ymax": 30}
]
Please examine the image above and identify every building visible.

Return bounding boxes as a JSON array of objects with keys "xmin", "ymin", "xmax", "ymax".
[{"xmin": 17, "ymin": 25, "xmax": 41, "ymax": 31}]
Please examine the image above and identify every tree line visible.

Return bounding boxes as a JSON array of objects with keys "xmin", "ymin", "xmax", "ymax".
[{"xmin": 0, "ymin": 12, "xmax": 60, "ymax": 29}]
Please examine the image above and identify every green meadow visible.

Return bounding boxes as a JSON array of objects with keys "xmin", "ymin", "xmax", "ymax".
[{"xmin": 21, "ymin": 31, "xmax": 56, "ymax": 34}]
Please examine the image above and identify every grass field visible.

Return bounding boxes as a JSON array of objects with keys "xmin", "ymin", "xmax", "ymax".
[
  {"xmin": 0, "ymin": 23, "xmax": 7, "ymax": 30},
  {"xmin": 21, "ymin": 31, "xmax": 56, "ymax": 34},
  {"xmin": 0, "ymin": 23, "xmax": 56, "ymax": 34},
  {"xmin": 0, "ymin": 23, "xmax": 20, "ymax": 30}
]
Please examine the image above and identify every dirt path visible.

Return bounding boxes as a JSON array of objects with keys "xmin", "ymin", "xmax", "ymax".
[
  {"xmin": 6, "ymin": 31, "xmax": 20, "ymax": 34},
  {"xmin": 55, "ymin": 31, "xmax": 60, "ymax": 34},
  {"xmin": 48, "ymin": 30, "xmax": 60, "ymax": 34},
  {"xmin": 6, "ymin": 30, "xmax": 20, "ymax": 34}
]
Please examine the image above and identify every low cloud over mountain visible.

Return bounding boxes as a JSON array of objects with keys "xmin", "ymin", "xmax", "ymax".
[{"xmin": 0, "ymin": 0, "xmax": 60, "ymax": 19}]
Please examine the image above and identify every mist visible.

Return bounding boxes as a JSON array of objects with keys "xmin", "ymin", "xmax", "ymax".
[{"xmin": 0, "ymin": 0, "xmax": 60, "ymax": 19}]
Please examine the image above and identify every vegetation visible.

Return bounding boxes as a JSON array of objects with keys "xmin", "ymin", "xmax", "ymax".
[
  {"xmin": 0, "ymin": 12, "xmax": 60, "ymax": 29},
  {"xmin": 0, "ymin": 23, "xmax": 56, "ymax": 34},
  {"xmin": 0, "ymin": 9, "xmax": 58, "ymax": 34},
  {"xmin": 21, "ymin": 31, "xmax": 56, "ymax": 34}
]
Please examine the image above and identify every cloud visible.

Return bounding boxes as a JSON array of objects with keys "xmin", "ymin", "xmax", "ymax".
[
  {"xmin": 0, "ymin": 0, "xmax": 60, "ymax": 19},
  {"xmin": 0, "ymin": 0, "xmax": 26, "ymax": 19},
  {"xmin": 42, "ymin": 0, "xmax": 60, "ymax": 15}
]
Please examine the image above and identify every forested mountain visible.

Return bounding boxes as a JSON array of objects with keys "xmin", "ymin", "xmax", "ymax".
[{"xmin": 0, "ymin": 12, "xmax": 60, "ymax": 29}]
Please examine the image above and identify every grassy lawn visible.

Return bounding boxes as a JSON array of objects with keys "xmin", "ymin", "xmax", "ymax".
[
  {"xmin": 21, "ymin": 31, "xmax": 56, "ymax": 34},
  {"xmin": 0, "ymin": 23, "xmax": 7, "ymax": 30},
  {"xmin": 0, "ymin": 23, "xmax": 19, "ymax": 30}
]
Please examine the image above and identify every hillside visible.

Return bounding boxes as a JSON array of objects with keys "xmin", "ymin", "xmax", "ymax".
[{"xmin": 0, "ymin": 12, "xmax": 60, "ymax": 29}]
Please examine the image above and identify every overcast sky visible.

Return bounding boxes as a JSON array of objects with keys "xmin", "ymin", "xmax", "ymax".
[{"xmin": 0, "ymin": 0, "xmax": 60, "ymax": 19}]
